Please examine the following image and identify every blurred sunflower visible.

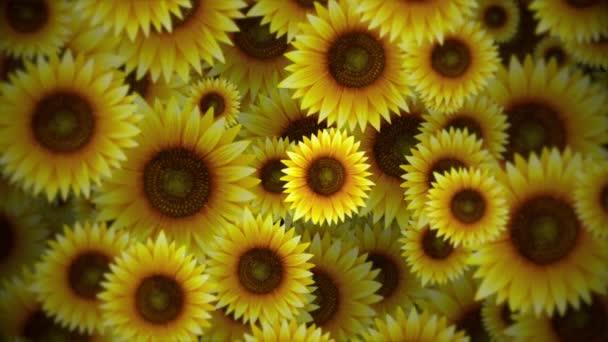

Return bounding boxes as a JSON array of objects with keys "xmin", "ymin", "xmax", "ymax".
[
  {"xmin": 564, "ymin": 35, "xmax": 608, "ymax": 69},
  {"xmin": 251, "ymin": 137, "xmax": 291, "ymax": 219},
  {"xmin": 247, "ymin": 0, "xmax": 327, "ymax": 42},
  {"xmin": 0, "ymin": 0, "xmax": 71, "ymax": 58},
  {"xmin": 497, "ymin": 1, "xmax": 544, "ymax": 63},
  {"xmin": 202, "ymin": 307, "xmax": 252, "ymax": 342},
  {"xmin": 184, "ymin": 77, "xmax": 241, "ymax": 126},
  {"xmin": 0, "ymin": 51, "xmax": 141, "ymax": 201},
  {"xmin": 244, "ymin": 320, "xmax": 332, "ymax": 342},
  {"xmin": 32, "ymin": 222, "xmax": 129, "ymax": 334},
  {"xmin": 482, "ymin": 300, "xmax": 514, "ymax": 342},
  {"xmin": 62, "ymin": 17, "xmax": 124, "ymax": 69},
  {"xmin": 470, "ymin": 149, "xmax": 608, "ymax": 316},
  {"xmin": 488, "ymin": 56, "xmax": 608, "ymax": 161},
  {"xmin": 403, "ymin": 22, "xmax": 499, "ymax": 113},
  {"xmin": 279, "ymin": 0, "xmax": 411, "ymax": 131},
  {"xmin": 94, "ymin": 99, "xmax": 257, "ymax": 248},
  {"xmin": 530, "ymin": 0, "xmax": 608, "ymax": 42},
  {"xmin": 474, "ymin": 0, "xmax": 520, "ymax": 43},
  {"xmin": 99, "ymin": 232, "xmax": 216, "ymax": 341},
  {"xmin": 575, "ymin": 159, "xmax": 608, "ymax": 238},
  {"xmin": 282, "ymin": 128, "xmax": 373, "ymax": 224},
  {"xmin": 207, "ymin": 208, "xmax": 314, "ymax": 324},
  {"xmin": 534, "ymin": 36, "xmax": 572, "ymax": 67}
]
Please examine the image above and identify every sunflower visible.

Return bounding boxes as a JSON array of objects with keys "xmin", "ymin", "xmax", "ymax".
[
  {"xmin": 123, "ymin": 69, "xmax": 188, "ymax": 106},
  {"xmin": 94, "ymin": 99, "xmax": 257, "ymax": 248},
  {"xmin": 118, "ymin": 0, "xmax": 247, "ymax": 82},
  {"xmin": 239, "ymin": 88, "xmax": 329, "ymax": 143},
  {"xmin": 534, "ymin": 36, "xmax": 572, "ymax": 67},
  {"xmin": 31, "ymin": 222, "xmax": 129, "ymax": 334},
  {"xmin": 0, "ymin": 51, "xmax": 141, "ymax": 201},
  {"xmin": 474, "ymin": 0, "xmax": 520, "ymax": 43},
  {"xmin": 279, "ymin": 0, "xmax": 411, "ymax": 131},
  {"xmin": 300, "ymin": 232, "xmax": 382, "ymax": 341},
  {"xmin": 403, "ymin": 22, "xmax": 500, "ymax": 113},
  {"xmin": 244, "ymin": 321, "xmax": 332, "ymax": 342},
  {"xmin": 202, "ymin": 307, "xmax": 252, "ymax": 342},
  {"xmin": 530, "ymin": 0, "xmax": 608, "ymax": 43},
  {"xmin": 211, "ymin": 16, "xmax": 290, "ymax": 101},
  {"xmin": 0, "ymin": 0, "xmax": 72, "ymax": 58},
  {"xmin": 481, "ymin": 299, "xmax": 514, "ymax": 342},
  {"xmin": 184, "ymin": 77, "xmax": 241, "ymax": 126},
  {"xmin": 247, "ymin": 0, "xmax": 326, "ymax": 42},
  {"xmin": 564, "ymin": 35, "xmax": 608, "ymax": 69},
  {"xmin": 470, "ymin": 148, "xmax": 608, "ymax": 316},
  {"xmin": 575, "ymin": 159, "xmax": 608, "ymax": 238},
  {"xmin": 356, "ymin": 0, "xmax": 476, "ymax": 45},
  {"xmin": 400, "ymin": 222, "xmax": 471, "ymax": 286},
  {"xmin": 426, "ymin": 168, "xmax": 509, "ymax": 247},
  {"xmin": 99, "ymin": 232, "xmax": 216, "ymax": 341},
  {"xmin": 401, "ymin": 129, "xmax": 497, "ymax": 224},
  {"xmin": 207, "ymin": 208, "xmax": 314, "ymax": 324},
  {"xmin": 251, "ymin": 137, "xmax": 291, "ymax": 219},
  {"xmin": 62, "ymin": 16, "xmax": 124, "ymax": 69},
  {"xmin": 362, "ymin": 306, "xmax": 469, "ymax": 342},
  {"xmin": 497, "ymin": 2, "xmax": 544, "ymax": 63},
  {"xmin": 282, "ymin": 128, "xmax": 373, "ymax": 225},
  {"xmin": 488, "ymin": 56, "xmax": 608, "ymax": 161},
  {"xmin": 421, "ymin": 95, "xmax": 509, "ymax": 159}
]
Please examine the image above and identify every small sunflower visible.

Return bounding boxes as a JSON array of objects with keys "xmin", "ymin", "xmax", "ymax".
[
  {"xmin": 534, "ymin": 36, "xmax": 572, "ymax": 67},
  {"xmin": 362, "ymin": 306, "xmax": 469, "ymax": 342},
  {"xmin": 184, "ymin": 77, "xmax": 241, "ymax": 126},
  {"xmin": 251, "ymin": 137, "xmax": 291, "ymax": 220},
  {"xmin": 99, "ymin": 232, "xmax": 216, "ymax": 341},
  {"xmin": 564, "ymin": 35, "xmax": 608, "ymax": 69},
  {"xmin": 31, "ymin": 222, "xmax": 129, "ymax": 334},
  {"xmin": 474, "ymin": 0, "xmax": 520, "ymax": 43},
  {"xmin": 244, "ymin": 320, "xmax": 333, "ymax": 342},
  {"xmin": 0, "ymin": 51, "xmax": 141, "ymax": 201},
  {"xmin": 426, "ymin": 168, "xmax": 509, "ymax": 247},
  {"xmin": 279, "ymin": 0, "xmax": 411, "ymax": 131},
  {"xmin": 202, "ymin": 307, "xmax": 252, "ymax": 342},
  {"xmin": 482, "ymin": 299, "xmax": 514, "ymax": 342},
  {"xmin": 0, "ymin": 0, "xmax": 72, "ymax": 58},
  {"xmin": 247, "ymin": 0, "xmax": 327, "ymax": 42},
  {"xmin": 575, "ymin": 159, "xmax": 608, "ymax": 238},
  {"xmin": 207, "ymin": 208, "xmax": 314, "ymax": 324},
  {"xmin": 400, "ymin": 223, "xmax": 471, "ymax": 286},
  {"xmin": 282, "ymin": 128, "xmax": 374, "ymax": 225},
  {"xmin": 470, "ymin": 148, "xmax": 608, "ymax": 316},
  {"xmin": 403, "ymin": 22, "xmax": 500, "ymax": 113},
  {"xmin": 488, "ymin": 56, "xmax": 608, "ymax": 161},
  {"xmin": 530, "ymin": 0, "xmax": 608, "ymax": 42},
  {"xmin": 94, "ymin": 99, "xmax": 257, "ymax": 248}
]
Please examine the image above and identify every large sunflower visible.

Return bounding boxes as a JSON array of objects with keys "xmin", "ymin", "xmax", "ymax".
[
  {"xmin": 279, "ymin": 0, "xmax": 411, "ymax": 131},
  {"xmin": 474, "ymin": 0, "xmax": 520, "ymax": 43},
  {"xmin": 184, "ymin": 77, "xmax": 241, "ymax": 126},
  {"xmin": 244, "ymin": 320, "xmax": 332, "ymax": 342},
  {"xmin": 251, "ymin": 137, "xmax": 291, "ymax": 220},
  {"xmin": 488, "ymin": 56, "xmax": 608, "ymax": 161},
  {"xmin": 282, "ymin": 128, "xmax": 373, "ymax": 225},
  {"xmin": 0, "ymin": 51, "xmax": 141, "ymax": 201},
  {"xmin": 575, "ymin": 159, "xmax": 608, "ymax": 238},
  {"xmin": 470, "ymin": 148, "xmax": 608, "ymax": 316},
  {"xmin": 99, "ymin": 232, "xmax": 216, "ymax": 341},
  {"xmin": 32, "ymin": 222, "xmax": 129, "ymax": 334},
  {"xmin": 403, "ymin": 22, "xmax": 499, "ymax": 113},
  {"xmin": 247, "ymin": 0, "xmax": 327, "ymax": 42},
  {"xmin": 0, "ymin": 0, "xmax": 72, "ymax": 58},
  {"xmin": 530, "ymin": 0, "xmax": 608, "ymax": 42},
  {"xmin": 94, "ymin": 99, "xmax": 257, "ymax": 248},
  {"xmin": 207, "ymin": 208, "xmax": 314, "ymax": 324}
]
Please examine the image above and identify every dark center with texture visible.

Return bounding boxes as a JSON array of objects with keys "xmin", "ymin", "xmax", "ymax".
[
  {"xmin": 510, "ymin": 196, "xmax": 579, "ymax": 265},
  {"xmin": 0, "ymin": 214, "xmax": 15, "ymax": 262},
  {"xmin": 600, "ymin": 186, "xmax": 608, "ymax": 213},
  {"xmin": 125, "ymin": 71, "xmax": 151, "ymax": 98},
  {"xmin": 32, "ymin": 92, "xmax": 95, "ymax": 153},
  {"xmin": 431, "ymin": 39, "xmax": 471, "ymax": 78},
  {"xmin": 566, "ymin": 0, "xmax": 599, "ymax": 8},
  {"xmin": 260, "ymin": 159, "xmax": 287, "ymax": 194},
  {"xmin": 456, "ymin": 305, "xmax": 491, "ymax": 342},
  {"xmin": 428, "ymin": 158, "xmax": 466, "ymax": 187},
  {"xmin": 373, "ymin": 115, "xmax": 423, "ymax": 179},
  {"xmin": 143, "ymin": 148, "xmax": 211, "ymax": 218},
  {"xmin": 307, "ymin": 157, "xmax": 346, "ymax": 196},
  {"xmin": 422, "ymin": 228, "xmax": 454, "ymax": 259},
  {"xmin": 199, "ymin": 92, "xmax": 226, "ymax": 117},
  {"xmin": 484, "ymin": 5, "xmax": 507, "ymax": 28},
  {"xmin": 328, "ymin": 31, "xmax": 386, "ymax": 88},
  {"xmin": 238, "ymin": 247, "xmax": 283, "ymax": 294},
  {"xmin": 367, "ymin": 252, "xmax": 399, "ymax": 299},
  {"xmin": 234, "ymin": 17, "xmax": 289, "ymax": 60},
  {"xmin": 295, "ymin": 0, "xmax": 328, "ymax": 8},
  {"xmin": 281, "ymin": 116, "xmax": 328, "ymax": 143},
  {"xmin": 445, "ymin": 116, "xmax": 484, "ymax": 140},
  {"xmin": 136, "ymin": 275, "xmax": 184, "ymax": 324},
  {"xmin": 5, "ymin": 0, "xmax": 48, "ymax": 33},
  {"xmin": 68, "ymin": 251, "xmax": 111, "ymax": 300},
  {"xmin": 451, "ymin": 189, "xmax": 486, "ymax": 224},
  {"xmin": 22, "ymin": 310, "xmax": 89, "ymax": 341},
  {"xmin": 310, "ymin": 269, "xmax": 340, "ymax": 326},
  {"xmin": 551, "ymin": 297, "xmax": 607, "ymax": 342}
]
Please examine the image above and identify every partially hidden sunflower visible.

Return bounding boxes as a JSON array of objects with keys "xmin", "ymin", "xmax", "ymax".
[
  {"xmin": 474, "ymin": 0, "xmax": 520, "ymax": 43},
  {"xmin": 470, "ymin": 148, "xmax": 608, "ymax": 316},
  {"xmin": 282, "ymin": 128, "xmax": 373, "ymax": 225},
  {"xmin": 99, "ymin": 232, "xmax": 216, "ymax": 341},
  {"xmin": 564, "ymin": 35, "xmax": 608, "ymax": 69},
  {"xmin": 530, "ymin": 0, "xmax": 608, "ymax": 42},
  {"xmin": 575, "ymin": 158, "xmax": 608, "ymax": 238},
  {"xmin": 481, "ymin": 299, "xmax": 515, "ymax": 342},
  {"xmin": 123, "ymin": 70, "xmax": 188, "ymax": 107},
  {"xmin": 403, "ymin": 22, "xmax": 500, "ymax": 113},
  {"xmin": 0, "ymin": 51, "xmax": 141, "ymax": 201},
  {"xmin": 247, "ymin": 0, "xmax": 327, "ymax": 42},
  {"xmin": 279, "ymin": 0, "xmax": 411, "ymax": 131},
  {"xmin": 533, "ymin": 36, "xmax": 572, "ymax": 67},
  {"xmin": 244, "ymin": 320, "xmax": 333, "ymax": 342},
  {"xmin": 184, "ymin": 77, "xmax": 241, "ymax": 127},
  {"xmin": 202, "ymin": 307, "xmax": 252, "ymax": 342},
  {"xmin": 32, "ymin": 222, "xmax": 129, "ymax": 335},
  {"xmin": 94, "ymin": 99, "xmax": 257, "ymax": 248},
  {"xmin": 251, "ymin": 137, "xmax": 291, "ymax": 220}
]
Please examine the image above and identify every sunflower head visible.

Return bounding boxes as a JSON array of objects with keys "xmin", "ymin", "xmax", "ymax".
[
  {"xmin": 251, "ymin": 137, "xmax": 291, "ymax": 219},
  {"xmin": 185, "ymin": 77, "xmax": 241, "ymax": 127},
  {"xmin": 475, "ymin": 0, "xmax": 520, "ymax": 43}
]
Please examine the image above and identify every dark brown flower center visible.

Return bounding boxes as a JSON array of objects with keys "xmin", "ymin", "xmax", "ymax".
[
  {"xmin": 199, "ymin": 92, "xmax": 226, "ymax": 117},
  {"xmin": 422, "ymin": 228, "xmax": 454, "ymax": 259},
  {"xmin": 451, "ymin": 189, "xmax": 486, "ymax": 224},
  {"xmin": 295, "ymin": 0, "xmax": 327, "ymax": 8},
  {"xmin": 484, "ymin": 5, "xmax": 508, "ymax": 28},
  {"xmin": 373, "ymin": 115, "xmax": 423, "ymax": 179},
  {"xmin": 600, "ymin": 186, "xmax": 608, "ymax": 213},
  {"xmin": 68, "ymin": 251, "xmax": 111, "ymax": 300},
  {"xmin": 260, "ymin": 159, "xmax": 286, "ymax": 194},
  {"xmin": 551, "ymin": 297, "xmax": 607, "ymax": 342},
  {"xmin": 238, "ymin": 247, "xmax": 283, "ymax": 294},
  {"xmin": 428, "ymin": 158, "xmax": 466, "ymax": 187},
  {"xmin": 0, "ymin": 55, "xmax": 24, "ymax": 81},
  {"xmin": 143, "ymin": 148, "xmax": 211, "ymax": 218},
  {"xmin": 445, "ymin": 116, "xmax": 484, "ymax": 141},
  {"xmin": 32, "ymin": 92, "xmax": 95, "ymax": 153},
  {"xmin": 124, "ymin": 71, "xmax": 151, "ymax": 98},
  {"xmin": 281, "ymin": 116, "xmax": 327, "ymax": 143},
  {"xmin": 234, "ymin": 17, "xmax": 289, "ymax": 60},
  {"xmin": 0, "ymin": 214, "xmax": 15, "ymax": 262},
  {"xmin": 431, "ymin": 39, "xmax": 471, "ymax": 78},
  {"xmin": 510, "ymin": 196, "xmax": 579, "ymax": 265},
  {"xmin": 5, "ymin": 0, "xmax": 48, "ymax": 34},
  {"xmin": 307, "ymin": 157, "xmax": 346, "ymax": 196},
  {"xmin": 136, "ymin": 275, "xmax": 184, "ymax": 324},
  {"xmin": 310, "ymin": 269, "xmax": 340, "ymax": 326},
  {"xmin": 22, "ymin": 310, "xmax": 90, "ymax": 341},
  {"xmin": 328, "ymin": 31, "xmax": 386, "ymax": 88},
  {"xmin": 456, "ymin": 305, "xmax": 490, "ymax": 342},
  {"xmin": 367, "ymin": 252, "xmax": 399, "ymax": 299},
  {"xmin": 566, "ymin": 0, "xmax": 600, "ymax": 8},
  {"xmin": 505, "ymin": 101, "xmax": 565, "ymax": 161}
]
